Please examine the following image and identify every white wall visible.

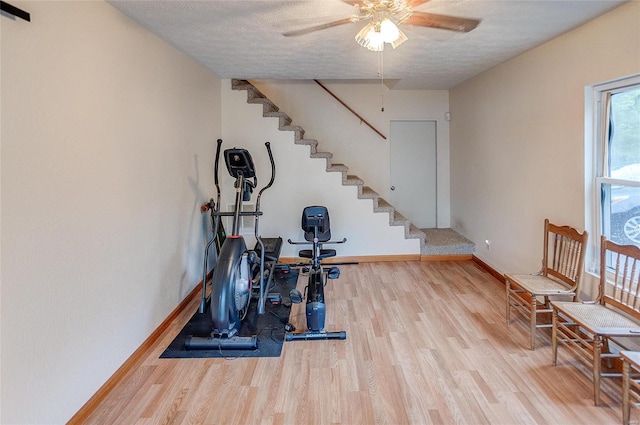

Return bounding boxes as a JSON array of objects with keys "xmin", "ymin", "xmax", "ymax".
[
  {"xmin": 252, "ymin": 80, "xmax": 452, "ymax": 228},
  {"xmin": 450, "ymin": 1, "xmax": 640, "ymax": 298},
  {"xmin": 221, "ymin": 81, "xmax": 420, "ymax": 258},
  {"xmin": 0, "ymin": 2, "xmax": 221, "ymax": 423},
  {"xmin": 5, "ymin": 1, "xmax": 633, "ymax": 422}
]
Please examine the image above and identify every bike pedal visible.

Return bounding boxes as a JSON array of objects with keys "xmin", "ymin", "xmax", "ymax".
[
  {"xmin": 267, "ymin": 292, "xmax": 282, "ymax": 304},
  {"xmin": 327, "ymin": 266, "xmax": 340, "ymax": 279},
  {"xmin": 289, "ymin": 289, "xmax": 303, "ymax": 304}
]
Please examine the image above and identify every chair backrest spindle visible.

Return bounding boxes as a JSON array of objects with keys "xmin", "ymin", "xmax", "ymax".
[
  {"xmin": 600, "ymin": 236, "xmax": 640, "ymax": 320},
  {"xmin": 544, "ymin": 220, "xmax": 587, "ymax": 291}
]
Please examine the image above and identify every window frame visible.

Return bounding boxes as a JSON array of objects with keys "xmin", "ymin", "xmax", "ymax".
[{"xmin": 586, "ymin": 73, "xmax": 640, "ymax": 273}]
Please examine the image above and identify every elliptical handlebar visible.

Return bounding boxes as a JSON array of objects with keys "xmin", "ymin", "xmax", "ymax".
[
  {"xmin": 199, "ymin": 138, "xmax": 225, "ymax": 215},
  {"xmin": 214, "ymin": 139, "xmax": 223, "ymax": 200},
  {"xmin": 256, "ymin": 142, "xmax": 276, "ymax": 209}
]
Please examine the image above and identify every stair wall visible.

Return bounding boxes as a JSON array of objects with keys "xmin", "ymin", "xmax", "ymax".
[
  {"xmin": 250, "ymin": 79, "xmax": 452, "ymax": 229},
  {"xmin": 220, "ymin": 79, "xmax": 420, "ymax": 258}
]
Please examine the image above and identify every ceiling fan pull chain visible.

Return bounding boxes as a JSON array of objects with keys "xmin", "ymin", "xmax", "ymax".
[{"xmin": 379, "ymin": 50, "xmax": 385, "ymax": 112}]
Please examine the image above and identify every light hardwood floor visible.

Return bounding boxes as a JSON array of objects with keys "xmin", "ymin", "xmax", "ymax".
[{"xmin": 82, "ymin": 261, "xmax": 632, "ymax": 424}]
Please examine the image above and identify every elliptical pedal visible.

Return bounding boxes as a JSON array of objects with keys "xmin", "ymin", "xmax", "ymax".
[{"xmin": 185, "ymin": 335, "xmax": 258, "ymax": 350}]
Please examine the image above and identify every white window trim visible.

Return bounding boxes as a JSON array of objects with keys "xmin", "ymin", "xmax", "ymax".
[{"xmin": 585, "ymin": 73, "xmax": 640, "ymax": 277}]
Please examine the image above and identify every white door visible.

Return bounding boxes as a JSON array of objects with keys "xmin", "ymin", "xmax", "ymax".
[{"xmin": 390, "ymin": 120, "xmax": 437, "ymax": 228}]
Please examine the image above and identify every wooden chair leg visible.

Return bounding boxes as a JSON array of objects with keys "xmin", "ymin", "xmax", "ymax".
[
  {"xmin": 552, "ymin": 309, "xmax": 558, "ymax": 366},
  {"xmin": 623, "ymin": 360, "xmax": 631, "ymax": 425},
  {"xmin": 505, "ymin": 280, "xmax": 511, "ymax": 325},
  {"xmin": 594, "ymin": 335, "xmax": 603, "ymax": 406},
  {"xmin": 603, "ymin": 339, "xmax": 613, "ymax": 369},
  {"xmin": 530, "ymin": 298, "xmax": 537, "ymax": 350}
]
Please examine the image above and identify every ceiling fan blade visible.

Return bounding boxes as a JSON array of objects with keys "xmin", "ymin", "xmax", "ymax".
[
  {"xmin": 342, "ymin": 0, "xmax": 430, "ymax": 7},
  {"xmin": 407, "ymin": 0, "xmax": 431, "ymax": 7},
  {"xmin": 407, "ymin": 11, "xmax": 480, "ymax": 32},
  {"xmin": 283, "ymin": 17, "xmax": 355, "ymax": 37}
]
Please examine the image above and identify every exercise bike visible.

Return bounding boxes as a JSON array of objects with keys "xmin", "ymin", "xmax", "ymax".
[
  {"xmin": 186, "ymin": 139, "xmax": 281, "ymax": 350},
  {"xmin": 286, "ymin": 206, "xmax": 347, "ymax": 341}
]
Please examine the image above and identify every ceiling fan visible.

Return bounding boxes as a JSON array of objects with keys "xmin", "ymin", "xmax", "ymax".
[{"xmin": 283, "ymin": 0, "xmax": 480, "ymax": 51}]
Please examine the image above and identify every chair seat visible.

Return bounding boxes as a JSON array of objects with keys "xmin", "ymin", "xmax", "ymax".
[
  {"xmin": 299, "ymin": 249, "xmax": 336, "ymax": 260},
  {"xmin": 552, "ymin": 301, "xmax": 640, "ymax": 336},
  {"xmin": 506, "ymin": 273, "xmax": 574, "ymax": 296}
]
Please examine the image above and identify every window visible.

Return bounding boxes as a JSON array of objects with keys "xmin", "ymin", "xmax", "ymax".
[{"xmin": 589, "ymin": 74, "xmax": 640, "ymax": 266}]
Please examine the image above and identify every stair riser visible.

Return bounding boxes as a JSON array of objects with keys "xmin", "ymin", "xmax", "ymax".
[{"xmin": 230, "ymin": 79, "xmax": 426, "ymax": 247}]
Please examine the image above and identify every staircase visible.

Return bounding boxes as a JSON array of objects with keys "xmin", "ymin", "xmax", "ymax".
[{"xmin": 231, "ymin": 79, "xmax": 475, "ymax": 258}]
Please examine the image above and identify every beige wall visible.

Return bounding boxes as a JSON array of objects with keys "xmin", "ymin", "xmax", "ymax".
[
  {"xmin": 0, "ymin": 1, "xmax": 221, "ymax": 423},
  {"xmin": 450, "ymin": 1, "xmax": 640, "ymax": 295},
  {"xmin": 2, "ymin": 0, "xmax": 638, "ymax": 422},
  {"xmin": 221, "ymin": 80, "xmax": 420, "ymax": 258},
  {"xmin": 253, "ymin": 80, "xmax": 452, "ymax": 228}
]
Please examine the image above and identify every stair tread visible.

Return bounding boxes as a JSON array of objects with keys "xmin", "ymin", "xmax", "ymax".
[
  {"xmin": 377, "ymin": 198, "xmax": 392, "ymax": 208},
  {"xmin": 374, "ymin": 204, "xmax": 394, "ymax": 213},
  {"xmin": 359, "ymin": 187, "xmax": 379, "ymax": 200},
  {"xmin": 296, "ymin": 138, "xmax": 317, "ymax": 145},
  {"xmin": 263, "ymin": 111, "xmax": 289, "ymax": 117},
  {"xmin": 344, "ymin": 175, "xmax": 364, "ymax": 185},
  {"xmin": 231, "ymin": 79, "xmax": 252, "ymax": 89},
  {"xmin": 280, "ymin": 125, "xmax": 304, "ymax": 132},
  {"xmin": 235, "ymin": 80, "xmax": 478, "ymax": 256},
  {"xmin": 421, "ymin": 228, "xmax": 474, "ymax": 247},
  {"xmin": 311, "ymin": 152, "xmax": 333, "ymax": 158},
  {"xmin": 393, "ymin": 211, "xmax": 408, "ymax": 222}
]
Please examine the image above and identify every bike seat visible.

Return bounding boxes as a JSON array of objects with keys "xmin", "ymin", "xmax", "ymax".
[{"xmin": 299, "ymin": 249, "xmax": 336, "ymax": 260}]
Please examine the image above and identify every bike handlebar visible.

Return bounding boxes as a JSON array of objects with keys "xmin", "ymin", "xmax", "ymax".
[{"xmin": 287, "ymin": 238, "xmax": 347, "ymax": 245}]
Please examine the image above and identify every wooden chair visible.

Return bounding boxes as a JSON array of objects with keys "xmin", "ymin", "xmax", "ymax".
[
  {"xmin": 505, "ymin": 219, "xmax": 588, "ymax": 350},
  {"xmin": 552, "ymin": 236, "xmax": 640, "ymax": 405},
  {"xmin": 621, "ymin": 350, "xmax": 640, "ymax": 424}
]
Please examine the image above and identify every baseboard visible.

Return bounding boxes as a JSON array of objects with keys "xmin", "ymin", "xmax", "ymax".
[
  {"xmin": 472, "ymin": 255, "xmax": 506, "ymax": 284},
  {"xmin": 280, "ymin": 254, "xmax": 482, "ymax": 264},
  {"xmin": 67, "ymin": 275, "xmax": 206, "ymax": 424},
  {"xmin": 421, "ymin": 254, "xmax": 473, "ymax": 262},
  {"xmin": 279, "ymin": 254, "xmax": 421, "ymax": 264}
]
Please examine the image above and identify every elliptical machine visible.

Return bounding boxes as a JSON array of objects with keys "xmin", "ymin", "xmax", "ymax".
[
  {"xmin": 286, "ymin": 206, "xmax": 347, "ymax": 341},
  {"xmin": 186, "ymin": 139, "xmax": 280, "ymax": 350}
]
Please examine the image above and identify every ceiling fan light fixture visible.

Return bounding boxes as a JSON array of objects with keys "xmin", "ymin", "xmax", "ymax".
[
  {"xmin": 355, "ymin": 16, "xmax": 406, "ymax": 52},
  {"xmin": 390, "ymin": 28, "xmax": 407, "ymax": 49},
  {"xmin": 355, "ymin": 21, "xmax": 385, "ymax": 51},
  {"xmin": 379, "ymin": 18, "xmax": 399, "ymax": 43}
]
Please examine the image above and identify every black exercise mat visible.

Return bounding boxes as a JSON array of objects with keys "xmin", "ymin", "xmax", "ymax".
[{"xmin": 160, "ymin": 268, "xmax": 298, "ymax": 358}]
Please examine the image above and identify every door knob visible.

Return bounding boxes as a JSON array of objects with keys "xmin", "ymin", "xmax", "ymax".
[{"xmin": 390, "ymin": 186, "xmax": 395, "ymax": 191}]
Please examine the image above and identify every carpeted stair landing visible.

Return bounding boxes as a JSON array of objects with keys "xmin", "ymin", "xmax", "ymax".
[{"xmin": 421, "ymin": 228, "xmax": 475, "ymax": 256}]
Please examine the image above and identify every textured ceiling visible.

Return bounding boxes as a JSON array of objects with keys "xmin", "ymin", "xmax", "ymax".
[{"xmin": 107, "ymin": 0, "xmax": 627, "ymax": 90}]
